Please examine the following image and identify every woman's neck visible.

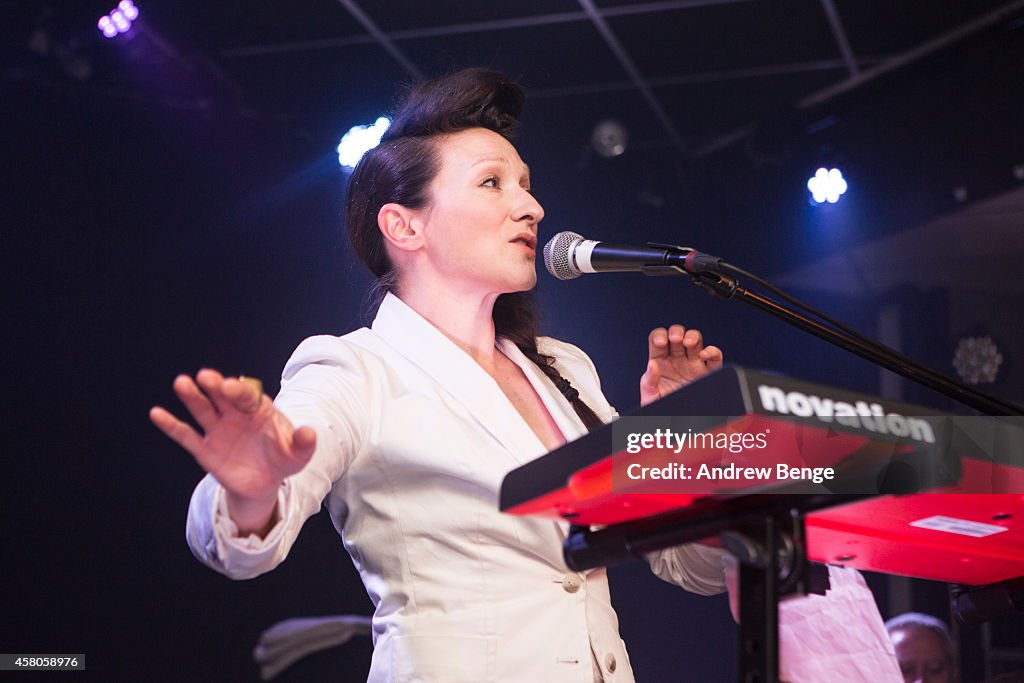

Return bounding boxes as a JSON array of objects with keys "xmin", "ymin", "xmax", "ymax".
[{"xmin": 394, "ymin": 283, "xmax": 502, "ymax": 370}]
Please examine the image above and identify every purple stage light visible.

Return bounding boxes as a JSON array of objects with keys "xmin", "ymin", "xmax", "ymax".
[
  {"xmin": 97, "ymin": 1, "xmax": 138, "ymax": 38},
  {"xmin": 111, "ymin": 10, "xmax": 130, "ymax": 32},
  {"xmin": 118, "ymin": 1, "xmax": 139, "ymax": 21},
  {"xmin": 97, "ymin": 16, "xmax": 118, "ymax": 38}
]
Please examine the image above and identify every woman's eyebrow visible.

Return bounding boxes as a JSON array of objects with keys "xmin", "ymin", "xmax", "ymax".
[{"xmin": 470, "ymin": 157, "xmax": 530, "ymax": 178}]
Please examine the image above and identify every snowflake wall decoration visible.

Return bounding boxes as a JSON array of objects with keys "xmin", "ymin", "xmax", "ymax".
[{"xmin": 952, "ymin": 335, "xmax": 1003, "ymax": 385}]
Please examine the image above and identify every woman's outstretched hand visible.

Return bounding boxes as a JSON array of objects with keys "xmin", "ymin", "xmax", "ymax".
[
  {"xmin": 149, "ymin": 368, "xmax": 316, "ymax": 535},
  {"xmin": 640, "ymin": 325, "xmax": 724, "ymax": 407}
]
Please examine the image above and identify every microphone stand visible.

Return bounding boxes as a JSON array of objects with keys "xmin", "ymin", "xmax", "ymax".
[{"xmin": 639, "ymin": 258, "xmax": 1022, "ymax": 417}]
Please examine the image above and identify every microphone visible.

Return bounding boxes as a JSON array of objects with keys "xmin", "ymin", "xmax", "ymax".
[{"xmin": 542, "ymin": 231, "xmax": 720, "ymax": 280}]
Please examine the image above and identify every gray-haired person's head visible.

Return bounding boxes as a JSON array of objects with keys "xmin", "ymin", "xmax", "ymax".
[{"xmin": 885, "ymin": 612, "xmax": 956, "ymax": 683}]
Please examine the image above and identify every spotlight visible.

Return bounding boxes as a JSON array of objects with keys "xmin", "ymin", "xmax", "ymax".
[
  {"xmin": 807, "ymin": 167, "xmax": 848, "ymax": 204},
  {"xmin": 98, "ymin": 1, "xmax": 139, "ymax": 39},
  {"xmin": 111, "ymin": 10, "xmax": 130, "ymax": 32},
  {"xmin": 337, "ymin": 117, "xmax": 390, "ymax": 171},
  {"xmin": 97, "ymin": 17, "xmax": 117, "ymax": 38},
  {"xmin": 118, "ymin": 0, "xmax": 140, "ymax": 21},
  {"xmin": 591, "ymin": 119, "xmax": 628, "ymax": 158}
]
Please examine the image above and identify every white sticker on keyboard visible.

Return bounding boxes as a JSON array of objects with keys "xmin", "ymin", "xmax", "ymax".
[{"xmin": 910, "ymin": 515, "xmax": 1009, "ymax": 538}]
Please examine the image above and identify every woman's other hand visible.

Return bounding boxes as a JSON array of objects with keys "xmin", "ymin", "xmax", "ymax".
[{"xmin": 640, "ymin": 325, "xmax": 723, "ymax": 407}]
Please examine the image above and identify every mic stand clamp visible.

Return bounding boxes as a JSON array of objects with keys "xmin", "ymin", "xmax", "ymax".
[{"xmin": 639, "ymin": 263, "xmax": 738, "ymax": 298}]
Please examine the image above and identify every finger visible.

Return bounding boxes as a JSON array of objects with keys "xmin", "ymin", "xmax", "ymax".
[
  {"xmin": 667, "ymin": 324, "xmax": 689, "ymax": 357},
  {"xmin": 149, "ymin": 405, "xmax": 206, "ymax": 457},
  {"xmin": 647, "ymin": 327, "xmax": 669, "ymax": 360},
  {"xmin": 290, "ymin": 426, "xmax": 318, "ymax": 462},
  {"xmin": 640, "ymin": 358, "xmax": 661, "ymax": 392},
  {"xmin": 172, "ymin": 374, "xmax": 219, "ymax": 431},
  {"xmin": 699, "ymin": 345, "xmax": 724, "ymax": 370},
  {"xmin": 682, "ymin": 328, "xmax": 704, "ymax": 355},
  {"xmin": 639, "ymin": 359, "xmax": 662, "ymax": 407},
  {"xmin": 222, "ymin": 376, "xmax": 264, "ymax": 415},
  {"xmin": 195, "ymin": 368, "xmax": 234, "ymax": 416}
]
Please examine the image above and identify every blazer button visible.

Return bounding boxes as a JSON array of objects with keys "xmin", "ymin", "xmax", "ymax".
[
  {"xmin": 604, "ymin": 652, "xmax": 617, "ymax": 673},
  {"xmin": 561, "ymin": 574, "xmax": 582, "ymax": 593}
]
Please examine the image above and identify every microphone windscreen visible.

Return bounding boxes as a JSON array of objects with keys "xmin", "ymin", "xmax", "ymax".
[{"xmin": 543, "ymin": 231, "xmax": 584, "ymax": 280}]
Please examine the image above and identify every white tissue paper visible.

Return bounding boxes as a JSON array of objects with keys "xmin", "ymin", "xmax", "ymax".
[
  {"xmin": 780, "ymin": 566, "xmax": 902, "ymax": 682},
  {"xmin": 726, "ymin": 558, "xmax": 902, "ymax": 683}
]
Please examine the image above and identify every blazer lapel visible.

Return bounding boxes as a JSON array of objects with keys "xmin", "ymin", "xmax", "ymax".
[{"xmin": 370, "ymin": 293, "xmax": 546, "ymax": 467}]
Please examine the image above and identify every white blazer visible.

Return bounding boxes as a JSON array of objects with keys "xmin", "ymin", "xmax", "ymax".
[
  {"xmin": 186, "ymin": 293, "xmax": 726, "ymax": 683},
  {"xmin": 186, "ymin": 292, "xmax": 905, "ymax": 683}
]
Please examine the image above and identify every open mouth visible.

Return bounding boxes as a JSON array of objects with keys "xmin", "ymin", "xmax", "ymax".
[{"xmin": 511, "ymin": 235, "xmax": 537, "ymax": 250}]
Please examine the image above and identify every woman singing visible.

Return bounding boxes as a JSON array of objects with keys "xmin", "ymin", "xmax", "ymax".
[{"xmin": 150, "ymin": 68, "xmax": 727, "ymax": 682}]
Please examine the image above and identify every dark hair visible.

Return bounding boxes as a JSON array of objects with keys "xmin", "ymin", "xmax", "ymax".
[{"xmin": 345, "ymin": 68, "xmax": 603, "ymax": 431}]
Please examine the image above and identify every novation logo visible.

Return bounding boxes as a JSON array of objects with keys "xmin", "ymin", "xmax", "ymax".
[{"xmin": 756, "ymin": 385, "xmax": 936, "ymax": 443}]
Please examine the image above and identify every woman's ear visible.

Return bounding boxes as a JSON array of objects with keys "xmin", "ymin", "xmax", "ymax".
[{"xmin": 378, "ymin": 203, "xmax": 424, "ymax": 253}]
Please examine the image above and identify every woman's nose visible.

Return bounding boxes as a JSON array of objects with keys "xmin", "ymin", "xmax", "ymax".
[{"xmin": 513, "ymin": 188, "xmax": 544, "ymax": 224}]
